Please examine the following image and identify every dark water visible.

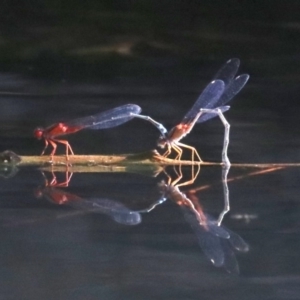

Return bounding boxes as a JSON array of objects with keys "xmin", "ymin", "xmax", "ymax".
[
  {"xmin": 2, "ymin": 3, "xmax": 300, "ymax": 299},
  {"xmin": 1, "ymin": 74, "xmax": 300, "ymax": 300}
]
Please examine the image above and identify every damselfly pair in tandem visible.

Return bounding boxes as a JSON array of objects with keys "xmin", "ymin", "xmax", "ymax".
[{"xmin": 34, "ymin": 58, "xmax": 249, "ymax": 166}]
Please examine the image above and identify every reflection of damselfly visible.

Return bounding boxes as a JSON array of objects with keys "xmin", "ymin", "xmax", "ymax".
[
  {"xmin": 137, "ymin": 166, "xmax": 249, "ymax": 273},
  {"xmin": 34, "ymin": 171, "xmax": 141, "ymax": 226},
  {"xmin": 133, "ymin": 59, "xmax": 249, "ymax": 166},
  {"xmin": 181, "ymin": 201, "xmax": 248, "ymax": 273}
]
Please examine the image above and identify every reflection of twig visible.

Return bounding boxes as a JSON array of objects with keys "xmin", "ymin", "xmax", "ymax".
[
  {"xmin": 189, "ymin": 166, "xmax": 284, "ymax": 194},
  {"xmin": 227, "ymin": 166, "xmax": 284, "ymax": 183}
]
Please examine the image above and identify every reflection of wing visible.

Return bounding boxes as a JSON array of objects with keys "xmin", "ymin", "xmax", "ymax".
[
  {"xmin": 183, "ymin": 207, "xmax": 230, "ymax": 238},
  {"xmin": 219, "ymin": 239, "xmax": 239, "ymax": 273},
  {"xmin": 69, "ymin": 198, "xmax": 142, "ymax": 226},
  {"xmin": 182, "ymin": 207, "xmax": 248, "ymax": 273},
  {"xmin": 226, "ymin": 228, "xmax": 249, "ymax": 252},
  {"xmin": 218, "ymin": 231, "xmax": 249, "ymax": 274},
  {"xmin": 182, "ymin": 207, "xmax": 228, "ymax": 266}
]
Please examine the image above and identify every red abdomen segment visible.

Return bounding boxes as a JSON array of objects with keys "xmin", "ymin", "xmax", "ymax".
[
  {"xmin": 167, "ymin": 124, "xmax": 190, "ymax": 142},
  {"xmin": 44, "ymin": 123, "xmax": 83, "ymax": 138},
  {"xmin": 35, "ymin": 104, "xmax": 142, "ymax": 157}
]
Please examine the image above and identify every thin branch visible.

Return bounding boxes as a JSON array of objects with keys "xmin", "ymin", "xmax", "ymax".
[{"xmin": 1, "ymin": 150, "xmax": 300, "ymax": 169}]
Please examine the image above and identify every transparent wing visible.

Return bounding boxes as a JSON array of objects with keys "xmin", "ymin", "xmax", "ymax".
[
  {"xmin": 209, "ymin": 74, "xmax": 249, "ymax": 109},
  {"xmin": 66, "ymin": 104, "xmax": 142, "ymax": 130},
  {"xmin": 182, "ymin": 207, "xmax": 226, "ymax": 266},
  {"xmin": 227, "ymin": 228, "xmax": 249, "ymax": 252},
  {"xmin": 182, "ymin": 80, "xmax": 225, "ymax": 124},
  {"xmin": 181, "ymin": 59, "xmax": 249, "ymax": 125},
  {"xmin": 72, "ymin": 198, "xmax": 142, "ymax": 225},
  {"xmin": 219, "ymin": 227, "xmax": 249, "ymax": 274},
  {"xmin": 196, "ymin": 58, "xmax": 249, "ymax": 122},
  {"xmin": 213, "ymin": 58, "xmax": 240, "ymax": 85},
  {"xmin": 200, "ymin": 58, "xmax": 243, "ymax": 110},
  {"xmin": 198, "ymin": 232, "xmax": 225, "ymax": 267},
  {"xmin": 220, "ymin": 240, "xmax": 240, "ymax": 274}
]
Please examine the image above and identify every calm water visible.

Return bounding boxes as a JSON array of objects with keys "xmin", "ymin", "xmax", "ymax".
[
  {"xmin": 1, "ymin": 69, "xmax": 300, "ymax": 300},
  {"xmin": 2, "ymin": 3, "xmax": 300, "ymax": 295}
]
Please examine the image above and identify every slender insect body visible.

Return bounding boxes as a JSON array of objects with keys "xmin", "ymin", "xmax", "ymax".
[
  {"xmin": 34, "ymin": 104, "xmax": 142, "ymax": 157},
  {"xmin": 134, "ymin": 59, "xmax": 249, "ymax": 165}
]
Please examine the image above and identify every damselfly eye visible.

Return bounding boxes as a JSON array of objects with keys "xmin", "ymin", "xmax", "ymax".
[{"xmin": 34, "ymin": 128, "xmax": 44, "ymax": 139}]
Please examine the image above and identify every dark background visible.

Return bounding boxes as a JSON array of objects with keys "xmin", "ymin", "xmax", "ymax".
[
  {"xmin": 1, "ymin": 1, "xmax": 300, "ymax": 300},
  {"xmin": 1, "ymin": 0, "xmax": 300, "ymax": 160}
]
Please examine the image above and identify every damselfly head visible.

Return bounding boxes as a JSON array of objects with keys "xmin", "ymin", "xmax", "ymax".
[
  {"xmin": 34, "ymin": 127, "xmax": 44, "ymax": 139},
  {"xmin": 157, "ymin": 135, "xmax": 167, "ymax": 148}
]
